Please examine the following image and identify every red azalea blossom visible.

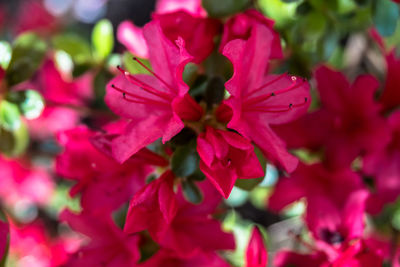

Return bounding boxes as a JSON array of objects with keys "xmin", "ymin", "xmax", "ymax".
[
  {"xmin": 245, "ymin": 226, "xmax": 268, "ymax": 267},
  {"xmin": 275, "ymin": 65, "xmax": 390, "ymax": 169},
  {"xmin": 56, "ymin": 126, "xmax": 168, "ymax": 213},
  {"xmin": 218, "ymin": 23, "xmax": 310, "ymax": 172},
  {"xmin": 363, "ymin": 111, "xmax": 400, "ymax": 214},
  {"xmin": 197, "ymin": 126, "xmax": 263, "ymax": 198},
  {"xmin": 219, "ymin": 9, "xmax": 282, "ymax": 60},
  {"xmin": 98, "ymin": 19, "xmax": 203, "ymax": 163},
  {"xmin": 60, "ymin": 209, "xmax": 140, "ymax": 267},
  {"xmin": 125, "ymin": 175, "xmax": 235, "ymax": 257}
]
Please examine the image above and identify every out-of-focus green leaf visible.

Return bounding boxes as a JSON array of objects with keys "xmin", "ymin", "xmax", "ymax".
[
  {"xmin": 92, "ymin": 19, "xmax": 114, "ymax": 60},
  {"xmin": 205, "ymin": 76, "xmax": 225, "ymax": 110},
  {"xmin": 52, "ymin": 34, "xmax": 92, "ymax": 63},
  {"xmin": 302, "ymin": 12, "xmax": 327, "ymax": 40},
  {"xmin": 309, "ymin": 0, "xmax": 337, "ymax": 11},
  {"xmin": 182, "ymin": 179, "xmax": 203, "ymax": 204},
  {"xmin": 122, "ymin": 52, "xmax": 151, "ymax": 74},
  {"xmin": 54, "ymin": 50, "xmax": 74, "ymax": 74},
  {"xmin": 0, "ymin": 120, "xmax": 28, "ymax": 157},
  {"xmin": 373, "ymin": 0, "xmax": 399, "ymax": 37},
  {"xmin": 6, "ymin": 33, "xmax": 46, "ymax": 86},
  {"xmin": 0, "ymin": 101, "xmax": 21, "ymax": 131},
  {"xmin": 20, "ymin": 90, "xmax": 45, "ymax": 119},
  {"xmin": 93, "ymin": 68, "xmax": 113, "ymax": 108},
  {"xmin": 0, "ymin": 42, "xmax": 11, "ymax": 70},
  {"xmin": 259, "ymin": 0, "xmax": 299, "ymax": 27},
  {"xmin": 202, "ymin": 0, "xmax": 250, "ymax": 18},
  {"xmin": 171, "ymin": 145, "xmax": 199, "ymax": 177}
]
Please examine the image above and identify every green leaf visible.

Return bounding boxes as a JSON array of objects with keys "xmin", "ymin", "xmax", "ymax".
[
  {"xmin": 92, "ymin": 19, "xmax": 114, "ymax": 60},
  {"xmin": 20, "ymin": 90, "xmax": 45, "ymax": 119},
  {"xmin": 171, "ymin": 145, "xmax": 200, "ymax": 177},
  {"xmin": 52, "ymin": 34, "xmax": 92, "ymax": 64},
  {"xmin": 0, "ymin": 42, "xmax": 11, "ymax": 70},
  {"xmin": 182, "ymin": 179, "xmax": 203, "ymax": 204},
  {"xmin": 259, "ymin": 0, "xmax": 299, "ymax": 27},
  {"xmin": 202, "ymin": 0, "xmax": 250, "ymax": 17},
  {"xmin": 373, "ymin": 0, "xmax": 399, "ymax": 37},
  {"xmin": 0, "ymin": 101, "xmax": 21, "ymax": 131},
  {"xmin": 0, "ymin": 121, "xmax": 28, "ymax": 157},
  {"xmin": 93, "ymin": 68, "xmax": 114, "ymax": 108},
  {"xmin": 205, "ymin": 76, "xmax": 225, "ymax": 110},
  {"xmin": 123, "ymin": 52, "xmax": 151, "ymax": 74},
  {"xmin": 6, "ymin": 33, "xmax": 46, "ymax": 86}
]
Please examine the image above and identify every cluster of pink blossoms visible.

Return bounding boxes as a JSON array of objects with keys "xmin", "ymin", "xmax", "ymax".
[{"xmin": 1, "ymin": 0, "xmax": 400, "ymax": 266}]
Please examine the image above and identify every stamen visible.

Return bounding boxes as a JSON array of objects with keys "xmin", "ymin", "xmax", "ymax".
[
  {"xmin": 244, "ymin": 74, "xmax": 307, "ymax": 106},
  {"xmin": 116, "ymin": 65, "xmax": 172, "ymax": 101},
  {"xmin": 133, "ymin": 57, "xmax": 176, "ymax": 93},
  {"xmin": 244, "ymin": 97, "xmax": 308, "ymax": 113},
  {"xmin": 111, "ymin": 84, "xmax": 169, "ymax": 107}
]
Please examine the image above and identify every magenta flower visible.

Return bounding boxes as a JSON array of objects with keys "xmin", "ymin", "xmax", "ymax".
[
  {"xmin": 155, "ymin": 0, "xmax": 206, "ymax": 16},
  {"xmin": 220, "ymin": 9, "xmax": 282, "ymax": 59},
  {"xmin": 125, "ymin": 177, "xmax": 235, "ymax": 257},
  {"xmin": 56, "ymin": 126, "xmax": 168, "ymax": 213},
  {"xmin": 140, "ymin": 249, "xmax": 230, "ymax": 267},
  {"xmin": 218, "ymin": 23, "xmax": 310, "ymax": 172},
  {"xmin": 118, "ymin": 10, "xmax": 220, "ymax": 63},
  {"xmin": 99, "ymin": 19, "xmax": 203, "ymax": 163},
  {"xmin": 0, "ymin": 156, "xmax": 54, "ymax": 207},
  {"xmin": 245, "ymin": 226, "xmax": 268, "ymax": 267},
  {"xmin": 197, "ymin": 126, "xmax": 263, "ymax": 198},
  {"xmin": 269, "ymin": 163, "xmax": 367, "ymax": 245},
  {"xmin": 123, "ymin": 170, "xmax": 178, "ymax": 241},
  {"xmin": 60, "ymin": 210, "xmax": 140, "ymax": 267},
  {"xmin": 363, "ymin": 111, "xmax": 400, "ymax": 214},
  {"xmin": 275, "ymin": 65, "xmax": 390, "ymax": 169}
]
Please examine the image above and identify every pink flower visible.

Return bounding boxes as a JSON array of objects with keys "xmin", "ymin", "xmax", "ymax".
[
  {"xmin": 245, "ymin": 226, "xmax": 268, "ymax": 267},
  {"xmin": 269, "ymin": 163, "xmax": 366, "ymax": 245},
  {"xmin": 0, "ymin": 216, "xmax": 8, "ymax": 264},
  {"xmin": 13, "ymin": 0, "xmax": 58, "ymax": 35},
  {"xmin": 125, "ymin": 177, "xmax": 235, "ymax": 257},
  {"xmin": 363, "ymin": 111, "xmax": 400, "ymax": 214},
  {"xmin": 117, "ymin": 21, "xmax": 149, "ymax": 58},
  {"xmin": 139, "ymin": 249, "xmax": 230, "ymax": 267},
  {"xmin": 118, "ymin": 10, "xmax": 220, "ymax": 63},
  {"xmin": 155, "ymin": 0, "xmax": 206, "ymax": 16},
  {"xmin": 99, "ymin": 19, "xmax": 203, "ymax": 163},
  {"xmin": 197, "ymin": 126, "xmax": 263, "ymax": 198},
  {"xmin": 60, "ymin": 209, "xmax": 140, "ymax": 267},
  {"xmin": 10, "ymin": 220, "xmax": 74, "ymax": 267},
  {"xmin": 305, "ymin": 190, "xmax": 368, "ymax": 247},
  {"xmin": 274, "ymin": 250, "xmax": 328, "ymax": 267},
  {"xmin": 56, "ymin": 126, "xmax": 168, "ymax": 213},
  {"xmin": 218, "ymin": 23, "xmax": 310, "ymax": 172},
  {"xmin": 220, "ymin": 9, "xmax": 282, "ymax": 59},
  {"xmin": 0, "ymin": 157, "xmax": 53, "ymax": 207},
  {"xmin": 27, "ymin": 60, "xmax": 93, "ymax": 139},
  {"xmin": 123, "ymin": 170, "xmax": 178, "ymax": 240},
  {"xmin": 370, "ymin": 28, "xmax": 400, "ymax": 111},
  {"xmin": 275, "ymin": 66, "xmax": 390, "ymax": 169}
]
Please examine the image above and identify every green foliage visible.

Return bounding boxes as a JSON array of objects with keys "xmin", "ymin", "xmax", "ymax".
[
  {"xmin": 6, "ymin": 33, "xmax": 46, "ymax": 86},
  {"xmin": 0, "ymin": 42, "xmax": 11, "ymax": 70},
  {"xmin": 171, "ymin": 144, "xmax": 200, "ymax": 177},
  {"xmin": 373, "ymin": 0, "xmax": 399, "ymax": 36},
  {"xmin": 182, "ymin": 179, "xmax": 203, "ymax": 204},
  {"xmin": 92, "ymin": 19, "xmax": 114, "ymax": 60},
  {"xmin": 202, "ymin": 0, "xmax": 250, "ymax": 17},
  {"xmin": 123, "ymin": 52, "xmax": 151, "ymax": 74},
  {"xmin": 7, "ymin": 90, "xmax": 44, "ymax": 120}
]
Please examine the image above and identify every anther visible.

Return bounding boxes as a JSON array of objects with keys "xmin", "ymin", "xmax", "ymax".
[
  {"xmin": 271, "ymin": 92, "xmax": 276, "ymax": 96},
  {"xmin": 289, "ymin": 103, "xmax": 293, "ymax": 108}
]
